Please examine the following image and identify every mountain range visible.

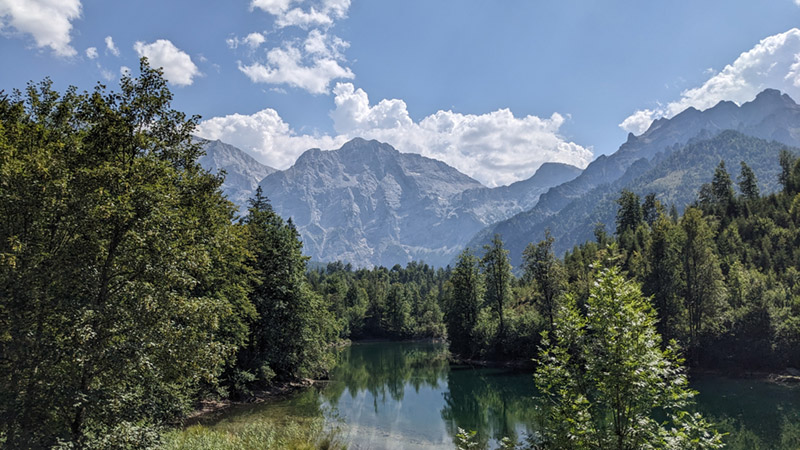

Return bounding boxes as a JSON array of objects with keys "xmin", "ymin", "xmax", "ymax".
[
  {"xmin": 196, "ymin": 137, "xmax": 276, "ymax": 208},
  {"xmin": 466, "ymin": 88, "xmax": 800, "ymax": 266},
  {"xmin": 258, "ymin": 138, "xmax": 580, "ymax": 267},
  {"xmin": 196, "ymin": 88, "xmax": 800, "ymax": 269}
]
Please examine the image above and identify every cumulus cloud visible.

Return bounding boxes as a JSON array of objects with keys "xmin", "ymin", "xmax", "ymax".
[
  {"xmin": 196, "ymin": 108, "xmax": 347, "ymax": 169},
  {"xmin": 330, "ymin": 83, "xmax": 592, "ymax": 186},
  {"xmin": 244, "ymin": 32, "xmax": 266, "ymax": 48},
  {"xmin": 238, "ymin": 0, "xmax": 353, "ymax": 94},
  {"xmin": 105, "ymin": 35, "xmax": 119, "ymax": 56},
  {"xmin": 250, "ymin": 0, "xmax": 294, "ymax": 15},
  {"xmin": 197, "ymin": 84, "xmax": 592, "ymax": 187},
  {"xmin": 621, "ymin": 28, "xmax": 800, "ymax": 134},
  {"xmin": 251, "ymin": 0, "xmax": 350, "ymax": 29},
  {"xmin": 133, "ymin": 39, "xmax": 200, "ymax": 86},
  {"xmin": 0, "ymin": 0, "xmax": 82, "ymax": 57},
  {"xmin": 85, "ymin": 46, "xmax": 97, "ymax": 59},
  {"xmin": 227, "ymin": 32, "xmax": 267, "ymax": 49},
  {"xmin": 238, "ymin": 41, "xmax": 353, "ymax": 94}
]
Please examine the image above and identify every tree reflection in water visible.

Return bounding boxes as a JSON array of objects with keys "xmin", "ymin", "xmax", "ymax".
[{"xmin": 206, "ymin": 342, "xmax": 800, "ymax": 449}]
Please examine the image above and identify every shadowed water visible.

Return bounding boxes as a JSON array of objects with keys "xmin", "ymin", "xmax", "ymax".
[{"xmin": 205, "ymin": 341, "xmax": 800, "ymax": 449}]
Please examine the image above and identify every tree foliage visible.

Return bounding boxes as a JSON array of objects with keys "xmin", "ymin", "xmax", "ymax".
[
  {"xmin": 0, "ymin": 60, "xmax": 253, "ymax": 448},
  {"xmin": 522, "ymin": 231, "xmax": 565, "ymax": 332},
  {"xmin": 235, "ymin": 187, "xmax": 339, "ymax": 389},
  {"xmin": 445, "ymin": 249, "xmax": 484, "ymax": 357},
  {"xmin": 534, "ymin": 262, "xmax": 723, "ymax": 450}
]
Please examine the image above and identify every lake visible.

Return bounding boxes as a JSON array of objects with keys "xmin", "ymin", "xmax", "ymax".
[{"xmin": 202, "ymin": 341, "xmax": 800, "ymax": 449}]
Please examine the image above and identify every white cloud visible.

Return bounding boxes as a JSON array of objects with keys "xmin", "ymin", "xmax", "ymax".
[
  {"xmin": 239, "ymin": 0, "xmax": 353, "ymax": 94},
  {"xmin": 304, "ymin": 29, "xmax": 347, "ymax": 58},
  {"xmin": 245, "ymin": 32, "xmax": 266, "ymax": 48},
  {"xmin": 197, "ymin": 83, "xmax": 592, "ymax": 187},
  {"xmin": 618, "ymin": 108, "xmax": 659, "ymax": 136},
  {"xmin": 85, "ymin": 46, "xmax": 97, "ymax": 59},
  {"xmin": 621, "ymin": 28, "xmax": 800, "ymax": 134},
  {"xmin": 239, "ymin": 43, "xmax": 353, "ymax": 94},
  {"xmin": 251, "ymin": 0, "xmax": 350, "ymax": 29},
  {"xmin": 99, "ymin": 66, "xmax": 114, "ymax": 81},
  {"xmin": 330, "ymin": 83, "xmax": 592, "ymax": 187},
  {"xmin": 0, "ymin": 0, "xmax": 81, "ymax": 57},
  {"xmin": 250, "ymin": 0, "xmax": 294, "ymax": 15},
  {"xmin": 120, "ymin": 65, "xmax": 131, "ymax": 76},
  {"xmin": 133, "ymin": 39, "xmax": 200, "ymax": 87},
  {"xmin": 196, "ymin": 108, "xmax": 347, "ymax": 169},
  {"xmin": 105, "ymin": 35, "xmax": 119, "ymax": 56},
  {"xmin": 227, "ymin": 32, "xmax": 267, "ymax": 49},
  {"xmin": 276, "ymin": 7, "xmax": 332, "ymax": 29}
]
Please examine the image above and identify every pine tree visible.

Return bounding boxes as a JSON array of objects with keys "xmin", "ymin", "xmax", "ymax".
[
  {"xmin": 481, "ymin": 235, "xmax": 513, "ymax": 346},
  {"xmin": 445, "ymin": 248, "xmax": 484, "ymax": 357},
  {"xmin": 711, "ymin": 160, "xmax": 735, "ymax": 205},
  {"xmin": 738, "ymin": 160, "xmax": 760, "ymax": 200},
  {"xmin": 615, "ymin": 189, "xmax": 642, "ymax": 235},
  {"xmin": 522, "ymin": 230, "xmax": 565, "ymax": 332},
  {"xmin": 238, "ymin": 186, "xmax": 339, "ymax": 384}
]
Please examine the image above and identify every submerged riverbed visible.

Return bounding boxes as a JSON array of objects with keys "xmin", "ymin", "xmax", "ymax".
[{"xmin": 196, "ymin": 341, "xmax": 800, "ymax": 449}]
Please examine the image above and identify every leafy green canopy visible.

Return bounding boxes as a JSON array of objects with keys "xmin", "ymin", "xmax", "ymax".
[
  {"xmin": 534, "ymin": 260, "xmax": 723, "ymax": 449},
  {"xmin": 0, "ymin": 59, "xmax": 252, "ymax": 448}
]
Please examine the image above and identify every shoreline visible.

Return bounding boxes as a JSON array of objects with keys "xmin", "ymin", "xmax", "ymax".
[
  {"xmin": 448, "ymin": 354, "xmax": 800, "ymax": 385},
  {"xmin": 181, "ymin": 341, "xmax": 800, "ymax": 427},
  {"xmin": 180, "ymin": 378, "xmax": 324, "ymax": 427}
]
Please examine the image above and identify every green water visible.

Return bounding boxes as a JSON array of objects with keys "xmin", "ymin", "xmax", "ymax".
[{"xmin": 204, "ymin": 341, "xmax": 800, "ymax": 449}]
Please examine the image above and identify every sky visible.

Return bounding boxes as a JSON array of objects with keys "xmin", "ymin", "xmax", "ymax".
[{"xmin": 2, "ymin": 1, "xmax": 800, "ymax": 187}]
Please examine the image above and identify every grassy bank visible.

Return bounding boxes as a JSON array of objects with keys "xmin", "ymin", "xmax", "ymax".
[{"xmin": 162, "ymin": 415, "xmax": 344, "ymax": 450}]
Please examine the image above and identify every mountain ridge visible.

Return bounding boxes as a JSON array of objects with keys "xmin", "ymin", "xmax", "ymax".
[
  {"xmin": 259, "ymin": 138, "xmax": 581, "ymax": 267},
  {"xmin": 196, "ymin": 137, "xmax": 276, "ymax": 209},
  {"xmin": 466, "ymin": 88, "xmax": 800, "ymax": 267}
]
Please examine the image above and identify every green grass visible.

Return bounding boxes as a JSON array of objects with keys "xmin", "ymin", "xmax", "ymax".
[{"xmin": 161, "ymin": 416, "xmax": 345, "ymax": 450}]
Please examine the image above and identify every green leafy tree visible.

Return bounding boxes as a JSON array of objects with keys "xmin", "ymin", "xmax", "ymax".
[
  {"xmin": 679, "ymin": 207, "xmax": 727, "ymax": 361},
  {"xmin": 0, "ymin": 60, "xmax": 253, "ymax": 448},
  {"xmin": 385, "ymin": 282, "xmax": 413, "ymax": 337},
  {"xmin": 534, "ymin": 262, "xmax": 723, "ymax": 450},
  {"xmin": 481, "ymin": 235, "xmax": 513, "ymax": 346}
]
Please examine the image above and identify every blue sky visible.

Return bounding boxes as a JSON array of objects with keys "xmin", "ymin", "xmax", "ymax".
[{"xmin": 2, "ymin": 1, "xmax": 800, "ymax": 186}]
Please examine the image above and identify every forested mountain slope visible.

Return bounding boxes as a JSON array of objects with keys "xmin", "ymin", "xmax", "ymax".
[{"xmin": 468, "ymin": 89, "xmax": 800, "ymax": 266}]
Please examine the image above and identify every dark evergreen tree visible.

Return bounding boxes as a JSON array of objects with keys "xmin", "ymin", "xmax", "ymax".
[
  {"xmin": 522, "ymin": 230, "xmax": 566, "ymax": 332},
  {"xmin": 615, "ymin": 189, "xmax": 642, "ymax": 235},
  {"xmin": 738, "ymin": 160, "xmax": 760, "ymax": 200},
  {"xmin": 237, "ymin": 186, "xmax": 339, "ymax": 385},
  {"xmin": 481, "ymin": 235, "xmax": 513, "ymax": 345},
  {"xmin": 445, "ymin": 249, "xmax": 484, "ymax": 357}
]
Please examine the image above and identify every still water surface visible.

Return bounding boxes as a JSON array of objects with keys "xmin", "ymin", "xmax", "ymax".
[{"xmin": 207, "ymin": 341, "xmax": 800, "ymax": 449}]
